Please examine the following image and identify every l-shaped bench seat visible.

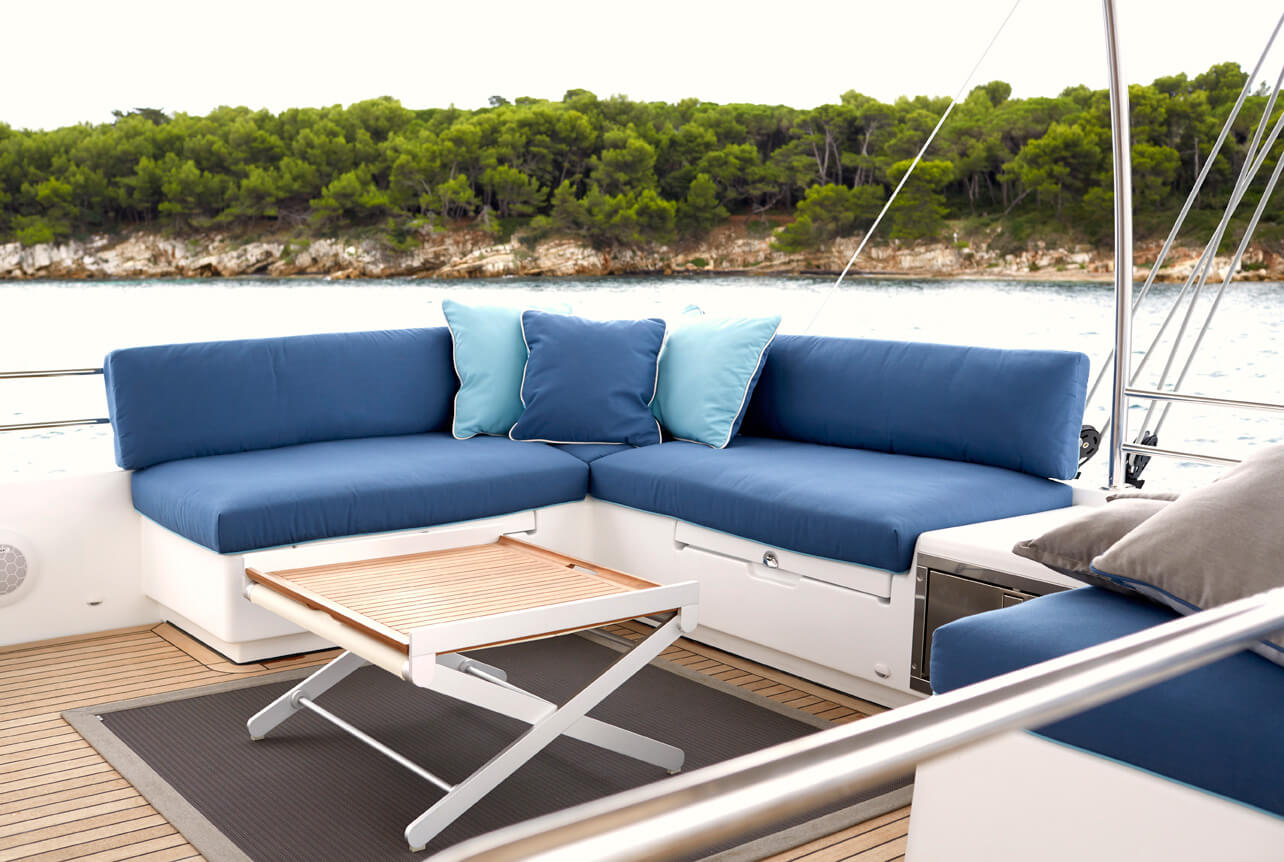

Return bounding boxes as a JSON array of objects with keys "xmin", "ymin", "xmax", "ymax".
[
  {"xmin": 131, "ymin": 432, "xmax": 1073, "ymax": 570},
  {"xmin": 105, "ymin": 325, "xmax": 1089, "ymax": 700}
]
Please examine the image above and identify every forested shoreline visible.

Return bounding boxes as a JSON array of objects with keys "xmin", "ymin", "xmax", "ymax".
[{"xmin": 1, "ymin": 61, "xmax": 1280, "ymax": 263}]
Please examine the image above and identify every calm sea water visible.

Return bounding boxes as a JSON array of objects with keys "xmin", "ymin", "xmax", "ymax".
[{"xmin": 3, "ymin": 275, "xmax": 1282, "ymax": 489}]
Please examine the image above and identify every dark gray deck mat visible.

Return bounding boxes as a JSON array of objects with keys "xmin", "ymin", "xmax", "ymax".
[{"xmin": 71, "ymin": 634, "xmax": 910, "ymax": 861}]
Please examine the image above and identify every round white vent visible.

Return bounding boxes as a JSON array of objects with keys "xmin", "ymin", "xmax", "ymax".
[
  {"xmin": 0, "ymin": 545, "xmax": 27, "ymax": 593},
  {"xmin": 0, "ymin": 533, "xmax": 35, "ymax": 607}
]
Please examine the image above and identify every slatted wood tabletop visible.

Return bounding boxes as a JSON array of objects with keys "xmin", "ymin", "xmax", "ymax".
[
  {"xmin": 246, "ymin": 536, "xmax": 663, "ymax": 651},
  {"xmin": 0, "ymin": 620, "xmax": 902, "ymax": 861}
]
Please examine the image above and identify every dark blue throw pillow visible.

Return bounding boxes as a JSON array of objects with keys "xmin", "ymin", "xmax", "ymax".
[{"xmin": 510, "ymin": 312, "xmax": 666, "ymax": 446}]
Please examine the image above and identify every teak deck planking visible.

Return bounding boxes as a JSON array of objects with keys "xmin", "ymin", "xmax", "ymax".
[{"xmin": 0, "ymin": 619, "xmax": 902, "ymax": 861}]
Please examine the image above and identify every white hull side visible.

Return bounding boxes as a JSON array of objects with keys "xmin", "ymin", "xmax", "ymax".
[
  {"xmin": 0, "ymin": 470, "xmax": 155, "ymax": 645},
  {"xmin": 908, "ymin": 730, "xmax": 1284, "ymax": 861}
]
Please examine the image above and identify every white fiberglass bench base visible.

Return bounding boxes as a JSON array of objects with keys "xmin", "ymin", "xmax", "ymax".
[
  {"xmin": 907, "ymin": 731, "xmax": 1284, "ymax": 861},
  {"xmin": 138, "ymin": 502, "xmax": 597, "ymax": 663},
  {"xmin": 587, "ymin": 500, "xmax": 920, "ymax": 707},
  {"xmin": 140, "ymin": 493, "xmax": 1083, "ymax": 707}
]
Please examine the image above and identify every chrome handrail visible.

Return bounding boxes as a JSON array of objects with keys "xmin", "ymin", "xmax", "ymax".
[
  {"xmin": 431, "ymin": 587, "xmax": 1284, "ymax": 862},
  {"xmin": 1103, "ymin": 0, "xmax": 1133, "ymax": 490},
  {"xmin": 1106, "ymin": 10, "xmax": 1284, "ymax": 485},
  {"xmin": 0, "ymin": 368, "xmax": 103, "ymax": 379},
  {"xmin": 1121, "ymin": 442, "xmax": 1240, "ymax": 467},
  {"xmin": 1125, "ymin": 388, "xmax": 1284, "ymax": 414},
  {"xmin": 0, "ymin": 418, "xmax": 111, "ymax": 433},
  {"xmin": 1, "ymin": 367, "xmax": 109, "ymax": 433},
  {"xmin": 1111, "ymin": 388, "xmax": 1284, "ymax": 467}
]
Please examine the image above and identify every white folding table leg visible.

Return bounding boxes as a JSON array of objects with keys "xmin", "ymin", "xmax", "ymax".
[
  {"xmin": 429, "ymin": 660, "xmax": 684, "ymax": 771},
  {"xmin": 564, "ymin": 715, "xmax": 683, "ymax": 770},
  {"xmin": 247, "ymin": 650, "xmax": 369, "ymax": 740},
  {"xmin": 404, "ymin": 615, "xmax": 684, "ymax": 851}
]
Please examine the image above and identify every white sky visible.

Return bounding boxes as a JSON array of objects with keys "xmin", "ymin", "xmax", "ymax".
[{"xmin": 2, "ymin": 0, "xmax": 1280, "ymax": 131}]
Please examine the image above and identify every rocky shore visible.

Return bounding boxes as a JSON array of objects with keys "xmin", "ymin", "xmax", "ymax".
[{"xmin": 1, "ymin": 222, "xmax": 1280, "ymax": 282}]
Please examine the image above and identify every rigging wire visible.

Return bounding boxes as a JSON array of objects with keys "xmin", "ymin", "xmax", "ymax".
[
  {"xmin": 801, "ymin": 0, "xmax": 1022, "ymax": 334},
  {"xmin": 1136, "ymin": 75, "xmax": 1284, "ymax": 438},
  {"xmin": 1150, "ymin": 113, "xmax": 1284, "ymax": 440},
  {"xmin": 1083, "ymin": 11, "xmax": 1284, "ymax": 409},
  {"xmin": 1093, "ymin": 52, "xmax": 1284, "ymax": 451},
  {"xmin": 1101, "ymin": 102, "xmax": 1284, "ymax": 445}
]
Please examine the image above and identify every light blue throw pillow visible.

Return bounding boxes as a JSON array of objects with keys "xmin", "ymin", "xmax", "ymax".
[
  {"xmin": 442, "ymin": 300, "xmax": 527, "ymax": 438},
  {"xmin": 510, "ymin": 311, "xmax": 667, "ymax": 446},
  {"xmin": 652, "ymin": 315, "xmax": 782, "ymax": 448}
]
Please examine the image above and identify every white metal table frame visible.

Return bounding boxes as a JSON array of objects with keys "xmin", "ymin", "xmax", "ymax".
[{"xmin": 244, "ymin": 567, "xmax": 699, "ymax": 851}]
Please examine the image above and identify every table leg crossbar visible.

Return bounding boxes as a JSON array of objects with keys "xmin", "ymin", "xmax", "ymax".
[
  {"xmin": 293, "ymin": 695, "xmax": 455, "ymax": 793},
  {"xmin": 246, "ymin": 615, "xmax": 687, "ymax": 851}
]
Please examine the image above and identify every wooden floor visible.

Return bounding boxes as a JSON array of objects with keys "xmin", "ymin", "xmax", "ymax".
[{"xmin": 0, "ymin": 621, "xmax": 909, "ymax": 861}]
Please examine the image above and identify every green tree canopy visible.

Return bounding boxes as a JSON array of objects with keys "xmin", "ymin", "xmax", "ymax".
[{"xmin": 0, "ymin": 62, "xmax": 1276, "ymax": 250}]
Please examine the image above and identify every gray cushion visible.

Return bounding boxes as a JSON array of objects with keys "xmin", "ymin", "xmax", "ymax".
[
  {"xmin": 1091, "ymin": 442, "xmax": 1284, "ymax": 666},
  {"xmin": 1104, "ymin": 489, "xmax": 1181, "ymax": 502},
  {"xmin": 1012, "ymin": 499, "xmax": 1168, "ymax": 588}
]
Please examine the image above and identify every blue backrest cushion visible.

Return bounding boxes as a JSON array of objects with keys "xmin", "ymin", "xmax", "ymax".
[
  {"xmin": 742, "ymin": 335, "xmax": 1089, "ymax": 479},
  {"xmin": 105, "ymin": 328, "xmax": 456, "ymax": 470},
  {"xmin": 510, "ymin": 311, "xmax": 666, "ymax": 446}
]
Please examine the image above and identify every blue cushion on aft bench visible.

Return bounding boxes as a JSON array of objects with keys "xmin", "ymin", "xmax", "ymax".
[
  {"xmin": 742, "ymin": 335, "xmax": 1090, "ymax": 480},
  {"xmin": 931, "ymin": 588, "xmax": 1284, "ymax": 817},
  {"xmin": 589, "ymin": 436, "xmax": 1072, "ymax": 572},
  {"xmin": 131, "ymin": 434, "xmax": 588, "ymax": 553},
  {"xmin": 105, "ymin": 328, "xmax": 456, "ymax": 470}
]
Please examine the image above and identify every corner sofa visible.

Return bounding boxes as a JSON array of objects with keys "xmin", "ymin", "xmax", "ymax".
[{"xmin": 105, "ymin": 325, "xmax": 1088, "ymax": 704}]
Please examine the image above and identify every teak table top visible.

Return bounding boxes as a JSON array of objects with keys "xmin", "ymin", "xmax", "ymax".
[{"xmin": 246, "ymin": 536, "xmax": 666, "ymax": 652}]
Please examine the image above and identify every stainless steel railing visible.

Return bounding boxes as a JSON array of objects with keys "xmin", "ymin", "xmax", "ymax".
[
  {"xmin": 431, "ymin": 586, "xmax": 1284, "ymax": 862},
  {"xmin": 1103, "ymin": 0, "xmax": 1133, "ymax": 492},
  {"xmin": 0, "ymin": 368, "xmax": 104, "ymax": 379},
  {"xmin": 0, "ymin": 367, "xmax": 109, "ymax": 433},
  {"xmin": 1114, "ymin": 388, "xmax": 1284, "ymax": 470},
  {"xmin": 1119, "ymin": 387, "xmax": 1284, "ymax": 467},
  {"xmin": 1120, "ymin": 441, "xmax": 1240, "ymax": 468},
  {"xmin": 1124, "ymin": 388, "xmax": 1284, "ymax": 414},
  {"xmin": 1105, "ymin": 10, "xmax": 1284, "ymax": 485}
]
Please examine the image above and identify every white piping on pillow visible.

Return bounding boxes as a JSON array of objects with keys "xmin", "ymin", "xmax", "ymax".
[
  {"xmin": 714, "ymin": 323, "xmax": 779, "ymax": 449},
  {"xmin": 644, "ymin": 324, "xmax": 666, "ymax": 443},
  {"xmin": 664, "ymin": 320, "xmax": 780, "ymax": 450},
  {"xmin": 445, "ymin": 314, "xmax": 477, "ymax": 440}
]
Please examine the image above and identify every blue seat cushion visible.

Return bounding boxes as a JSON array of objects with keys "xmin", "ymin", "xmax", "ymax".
[
  {"xmin": 931, "ymin": 588, "xmax": 1284, "ymax": 817},
  {"xmin": 588, "ymin": 436, "xmax": 1072, "ymax": 572},
  {"xmin": 131, "ymin": 434, "xmax": 588, "ymax": 553}
]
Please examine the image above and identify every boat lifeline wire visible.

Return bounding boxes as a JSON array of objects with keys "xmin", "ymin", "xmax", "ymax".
[
  {"xmin": 1083, "ymin": 11, "xmax": 1284, "ymax": 411},
  {"xmin": 801, "ymin": 0, "xmax": 1022, "ymax": 334},
  {"xmin": 1091, "ymin": 24, "xmax": 1284, "ymax": 448},
  {"xmin": 1118, "ymin": 64, "xmax": 1284, "ymax": 452},
  {"xmin": 1147, "ymin": 106, "xmax": 1284, "ymax": 441},
  {"xmin": 1100, "ymin": 44, "xmax": 1284, "ymax": 485}
]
